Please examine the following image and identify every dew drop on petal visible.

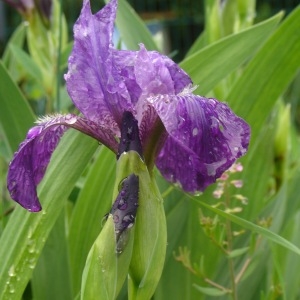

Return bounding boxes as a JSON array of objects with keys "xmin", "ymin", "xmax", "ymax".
[{"xmin": 192, "ymin": 127, "xmax": 199, "ymax": 136}]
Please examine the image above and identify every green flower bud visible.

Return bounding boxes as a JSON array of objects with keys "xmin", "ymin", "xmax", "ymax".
[
  {"xmin": 116, "ymin": 151, "xmax": 167, "ymax": 300},
  {"xmin": 81, "ymin": 215, "xmax": 134, "ymax": 300}
]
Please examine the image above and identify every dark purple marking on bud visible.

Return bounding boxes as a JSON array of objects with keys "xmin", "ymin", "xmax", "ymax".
[
  {"xmin": 109, "ymin": 173, "xmax": 139, "ymax": 253},
  {"xmin": 37, "ymin": 0, "xmax": 53, "ymax": 27},
  {"xmin": 117, "ymin": 111, "xmax": 143, "ymax": 159}
]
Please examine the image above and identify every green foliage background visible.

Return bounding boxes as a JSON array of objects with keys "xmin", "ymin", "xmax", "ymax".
[{"xmin": 0, "ymin": 0, "xmax": 300, "ymax": 299}]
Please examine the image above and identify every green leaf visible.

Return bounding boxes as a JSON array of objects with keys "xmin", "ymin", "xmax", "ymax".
[
  {"xmin": 0, "ymin": 131, "xmax": 98, "ymax": 300},
  {"xmin": 180, "ymin": 12, "xmax": 283, "ymax": 94},
  {"xmin": 31, "ymin": 210, "xmax": 73, "ymax": 300},
  {"xmin": 60, "ymin": 42, "xmax": 73, "ymax": 70},
  {"xmin": 81, "ymin": 216, "xmax": 118, "ymax": 300},
  {"xmin": 228, "ymin": 5, "xmax": 300, "ymax": 142},
  {"xmin": 193, "ymin": 285, "xmax": 229, "ymax": 296},
  {"xmin": 194, "ymin": 199, "xmax": 300, "ymax": 256},
  {"xmin": 9, "ymin": 45, "xmax": 43, "ymax": 86},
  {"xmin": 227, "ymin": 247, "xmax": 249, "ymax": 258},
  {"xmin": 68, "ymin": 147, "xmax": 116, "ymax": 296},
  {"xmin": 109, "ymin": 0, "xmax": 159, "ymax": 51},
  {"xmin": 185, "ymin": 31, "xmax": 207, "ymax": 57},
  {"xmin": 0, "ymin": 61, "xmax": 35, "ymax": 155},
  {"xmin": 2, "ymin": 24, "xmax": 26, "ymax": 66}
]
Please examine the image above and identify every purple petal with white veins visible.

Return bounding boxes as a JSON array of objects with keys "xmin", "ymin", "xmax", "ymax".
[
  {"xmin": 7, "ymin": 114, "xmax": 118, "ymax": 211},
  {"xmin": 65, "ymin": 0, "xmax": 132, "ymax": 130},
  {"xmin": 153, "ymin": 93, "xmax": 250, "ymax": 193}
]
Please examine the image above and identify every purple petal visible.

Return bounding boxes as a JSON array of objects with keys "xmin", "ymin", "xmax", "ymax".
[
  {"xmin": 153, "ymin": 93, "xmax": 250, "ymax": 193},
  {"xmin": 65, "ymin": 0, "xmax": 132, "ymax": 130},
  {"xmin": 112, "ymin": 45, "xmax": 192, "ymax": 143},
  {"xmin": 7, "ymin": 114, "xmax": 118, "ymax": 211},
  {"xmin": 112, "ymin": 45, "xmax": 192, "ymax": 109}
]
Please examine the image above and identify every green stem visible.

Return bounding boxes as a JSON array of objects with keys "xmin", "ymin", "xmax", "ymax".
[
  {"xmin": 56, "ymin": 0, "xmax": 63, "ymax": 112},
  {"xmin": 226, "ymin": 219, "xmax": 237, "ymax": 300},
  {"xmin": 224, "ymin": 189, "xmax": 237, "ymax": 300}
]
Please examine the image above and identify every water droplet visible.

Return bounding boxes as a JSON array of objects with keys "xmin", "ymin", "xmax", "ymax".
[
  {"xmin": 178, "ymin": 116, "xmax": 185, "ymax": 128},
  {"xmin": 192, "ymin": 127, "xmax": 199, "ymax": 136},
  {"xmin": 208, "ymin": 98, "xmax": 216, "ymax": 106},
  {"xmin": 194, "ymin": 191, "xmax": 202, "ymax": 197},
  {"xmin": 27, "ymin": 227, "xmax": 33, "ymax": 239},
  {"xmin": 27, "ymin": 239, "xmax": 36, "ymax": 254},
  {"xmin": 8, "ymin": 266, "xmax": 16, "ymax": 277},
  {"xmin": 113, "ymin": 215, "xmax": 119, "ymax": 222},
  {"xmin": 9, "ymin": 284, "xmax": 15, "ymax": 294}
]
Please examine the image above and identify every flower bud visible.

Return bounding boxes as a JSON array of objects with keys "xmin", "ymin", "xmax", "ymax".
[
  {"xmin": 81, "ymin": 214, "xmax": 134, "ymax": 299},
  {"xmin": 116, "ymin": 151, "xmax": 167, "ymax": 300}
]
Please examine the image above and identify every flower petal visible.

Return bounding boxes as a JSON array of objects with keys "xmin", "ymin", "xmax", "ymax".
[
  {"xmin": 153, "ymin": 93, "xmax": 250, "ymax": 193},
  {"xmin": 112, "ymin": 45, "xmax": 192, "ymax": 108},
  {"xmin": 112, "ymin": 44, "xmax": 192, "ymax": 145},
  {"xmin": 134, "ymin": 45, "xmax": 192, "ymax": 97},
  {"xmin": 65, "ymin": 0, "xmax": 132, "ymax": 130},
  {"xmin": 7, "ymin": 114, "xmax": 118, "ymax": 211}
]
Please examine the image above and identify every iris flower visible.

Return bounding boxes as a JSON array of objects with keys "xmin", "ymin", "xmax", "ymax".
[{"xmin": 7, "ymin": 0, "xmax": 250, "ymax": 212}]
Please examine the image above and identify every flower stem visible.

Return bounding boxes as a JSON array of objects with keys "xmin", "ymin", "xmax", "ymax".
[{"xmin": 224, "ymin": 192, "xmax": 238, "ymax": 300}]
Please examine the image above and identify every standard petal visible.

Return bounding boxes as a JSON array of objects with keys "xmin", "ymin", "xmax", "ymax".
[
  {"xmin": 7, "ymin": 114, "xmax": 118, "ymax": 211},
  {"xmin": 65, "ymin": 0, "xmax": 132, "ymax": 130},
  {"xmin": 112, "ymin": 45, "xmax": 192, "ymax": 146},
  {"xmin": 153, "ymin": 93, "xmax": 250, "ymax": 193},
  {"xmin": 112, "ymin": 45, "xmax": 192, "ymax": 107},
  {"xmin": 7, "ymin": 119, "xmax": 66, "ymax": 211},
  {"xmin": 134, "ymin": 45, "xmax": 192, "ymax": 97}
]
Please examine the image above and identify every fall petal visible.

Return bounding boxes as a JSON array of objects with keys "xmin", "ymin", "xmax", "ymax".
[
  {"xmin": 7, "ymin": 114, "xmax": 118, "ymax": 211},
  {"xmin": 153, "ymin": 93, "xmax": 250, "ymax": 193}
]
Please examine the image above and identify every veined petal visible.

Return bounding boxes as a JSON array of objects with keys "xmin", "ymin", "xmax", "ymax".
[
  {"xmin": 7, "ymin": 114, "xmax": 118, "ymax": 211},
  {"xmin": 112, "ymin": 45, "xmax": 192, "ymax": 139},
  {"xmin": 134, "ymin": 45, "xmax": 192, "ymax": 97},
  {"xmin": 112, "ymin": 46, "xmax": 192, "ymax": 108},
  {"xmin": 65, "ymin": 0, "xmax": 132, "ymax": 130},
  {"xmin": 153, "ymin": 93, "xmax": 250, "ymax": 193}
]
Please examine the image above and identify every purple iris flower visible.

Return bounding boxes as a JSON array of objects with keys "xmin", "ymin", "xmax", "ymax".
[{"xmin": 7, "ymin": 0, "xmax": 250, "ymax": 212}]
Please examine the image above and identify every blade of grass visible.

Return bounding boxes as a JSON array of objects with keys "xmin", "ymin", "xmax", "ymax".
[
  {"xmin": 227, "ymin": 5, "xmax": 300, "ymax": 142},
  {"xmin": 194, "ymin": 198, "xmax": 300, "ymax": 256}
]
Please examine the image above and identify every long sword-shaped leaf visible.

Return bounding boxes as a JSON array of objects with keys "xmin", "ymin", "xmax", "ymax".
[
  {"xmin": 69, "ymin": 147, "xmax": 116, "ymax": 296},
  {"xmin": 228, "ymin": 5, "xmax": 300, "ymax": 141},
  {"xmin": 0, "ymin": 61, "xmax": 35, "ymax": 155},
  {"xmin": 179, "ymin": 12, "xmax": 283, "ymax": 94},
  {"xmin": 0, "ymin": 131, "xmax": 98, "ymax": 300},
  {"xmin": 106, "ymin": 0, "xmax": 159, "ymax": 51}
]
